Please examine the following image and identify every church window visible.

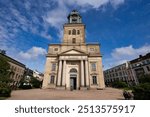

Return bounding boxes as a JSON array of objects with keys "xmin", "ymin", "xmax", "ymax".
[
  {"xmin": 51, "ymin": 63, "xmax": 56, "ymax": 71},
  {"xmin": 77, "ymin": 30, "xmax": 80, "ymax": 35},
  {"xmin": 69, "ymin": 30, "xmax": 71, "ymax": 35},
  {"xmin": 50, "ymin": 75, "xmax": 55, "ymax": 84},
  {"xmin": 91, "ymin": 63, "xmax": 96, "ymax": 71},
  {"xmin": 72, "ymin": 38, "xmax": 76, "ymax": 43},
  {"xmin": 92, "ymin": 76, "xmax": 97, "ymax": 84},
  {"xmin": 54, "ymin": 48, "xmax": 58, "ymax": 51},
  {"xmin": 90, "ymin": 48, "xmax": 94, "ymax": 51},
  {"xmin": 72, "ymin": 29, "xmax": 76, "ymax": 35}
]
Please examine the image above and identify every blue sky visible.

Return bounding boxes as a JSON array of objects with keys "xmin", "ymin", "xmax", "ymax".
[{"xmin": 0, "ymin": 0, "xmax": 150, "ymax": 72}]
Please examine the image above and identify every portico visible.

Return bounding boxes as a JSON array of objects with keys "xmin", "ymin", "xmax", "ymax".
[{"xmin": 56, "ymin": 55, "xmax": 90, "ymax": 89}]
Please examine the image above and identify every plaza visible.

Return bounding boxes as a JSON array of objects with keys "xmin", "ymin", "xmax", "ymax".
[{"xmin": 7, "ymin": 88, "xmax": 124, "ymax": 100}]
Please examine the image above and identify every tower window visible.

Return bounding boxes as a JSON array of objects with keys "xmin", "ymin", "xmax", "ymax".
[
  {"xmin": 54, "ymin": 48, "xmax": 58, "ymax": 51},
  {"xmin": 72, "ymin": 18, "xmax": 77, "ymax": 23},
  {"xmin": 72, "ymin": 29, "xmax": 76, "ymax": 35},
  {"xmin": 77, "ymin": 30, "xmax": 80, "ymax": 35},
  {"xmin": 72, "ymin": 38, "xmax": 76, "ymax": 43},
  {"xmin": 69, "ymin": 30, "xmax": 71, "ymax": 35}
]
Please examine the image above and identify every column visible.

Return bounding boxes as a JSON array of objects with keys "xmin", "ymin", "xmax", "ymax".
[
  {"xmin": 81, "ymin": 60, "xmax": 85, "ymax": 87},
  {"xmin": 62, "ymin": 60, "xmax": 66, "ymax": 86},
  {"xmin": 85, "ymin": 60, "xmax": 89, "ymax": 87},
  {"xmin": 57, "ymin": 60, "xmax": 62, "ymax": 86}
]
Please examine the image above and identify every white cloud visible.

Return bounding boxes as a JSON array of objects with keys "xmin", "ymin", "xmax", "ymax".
[
  {"xmin": 111, "ymin": 44, "xmax": 150, "ymax": 59},
  {"xmin": 65, "ymin": 0, "xmax": 125, "ymax": 9},
  {"xmin": 44, "ymin": 0, "xmax": 126, "ymax": 36},
  {"xmin": 103, "ymin": 44, "xmax": 150, "ymax": 70},
  {"xmin": 110, "ymin": 0, "xmax": 125, "ymax": 8},
  {"xmin": 19, "ymin": 47, "xmax": 46, "ymax": 60},
  {"xmin": 45, "ymin": 8, "xmax": 68, "ymax": 30}
]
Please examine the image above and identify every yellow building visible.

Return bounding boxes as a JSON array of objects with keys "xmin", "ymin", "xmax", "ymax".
[
  {"xmin": 0, "ymin": 52, "xmax": 25, "ymax": 87},
  {"xmin": 42, "ymin": 10, "xmax": 105, "ymax": 90}
]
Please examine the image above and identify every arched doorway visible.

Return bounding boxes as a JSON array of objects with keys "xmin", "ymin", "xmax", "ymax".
[{"xmin": 70, "ymin": 68, "xmax": 77, "ymax": 90}]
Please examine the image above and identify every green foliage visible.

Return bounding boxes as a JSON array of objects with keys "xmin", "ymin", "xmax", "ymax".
[
  {"xmin": 30, "ymin": 77, "xmax": 42, "ymax": 88},
  {"xmin": 112, "ymin": 81, "xmax": 128, "ymax": 88},
  {"xmin": 19, "ymin": 76, "xmax": 42, "ymax": 89},
  {"xmin": 138, "ymin": 74, "xmax": 150, "ymax": 84},
  {"xmin": 0, "ymin": 55, "xmax": 12, "ymax": 97},
  {"xmin": 19, "ymin": 85, "xmax": 32, "ymax": 89},
  {"xmin": 0, "ymin": 87, "xmax": 11, "ymax": 97},
  {"xmin": 0, "ymin": 56, "xmax": 11, "ymax": 83},
  {"xmin": 133, "ymin": 83, "xmax": 150, "ymax": 100}
]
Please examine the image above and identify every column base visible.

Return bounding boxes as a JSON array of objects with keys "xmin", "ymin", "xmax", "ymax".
[
  {"xmin": 56, "ymin": 86, "xmax": 65, "ymax": 90},
  {"xmin": 80, "ymin": 87, "xmax": 88, "ymax": 90},
  {"xmin": 97, "ymin": 87, "xmax": 105, "ymax": 90}
]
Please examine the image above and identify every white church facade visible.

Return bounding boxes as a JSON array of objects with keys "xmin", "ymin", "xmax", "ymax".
[{"xmin": 42, "ymin": 10, "xmax": 105, "ymax": 90}]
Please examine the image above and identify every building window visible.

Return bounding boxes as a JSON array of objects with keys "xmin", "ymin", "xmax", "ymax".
[
  {"xmin": 77, "ymin": 30, "xmax": 80, "ymax": 35},
  {"xmin": 92, "ymin": 76, "xmax": 97, "ymax": 84},
  {"xmin": 54, "ymin": 48, "xmax": 58, "ymax": 51},
  {"xmin": 72, "ymin": 38, "xmax": 76, "ymax": 43},
  {"xmin": 91, "ymin": 63, "xmax": 96, "ymax": 71},
  {"xmin": 51, "ymin": 63, "xmax": 56, "ymax": 71},
  {"xmin": 50, "ymin": 76, "xmax": 55, "ymax": 84},
  {"xmin": 72, "ymin": 29, "xmax": 76, "ymax": 35},
  {"xmin": 90, "ymin": 48, "xmax": 94, "ymax": 51},
  {"xmin": 69, "ymin": 30, "xmax": 71, "ymax": 35},
  {"xmin": 147, "ymin": 66, "xmax": 150, "ymax": 71}
]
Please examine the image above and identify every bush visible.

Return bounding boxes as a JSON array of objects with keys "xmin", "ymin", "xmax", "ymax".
[
  {"xmin": 138, "ymin": 74, "xmax": 150, "ymax": 84},
  {"xmin": 133, "ymin": 83, "xmax": 150, "ymax": 100},
  {"xmin": 112, "ymin": 81, "xmax": 128, "ymax": 88},
  {"xmin": 0, "ymin": 87, "xmax": 11, "ymax": 97},
  {"xmin": 30, "ymin": 77, "xmax": 42, "ymax": 88}
]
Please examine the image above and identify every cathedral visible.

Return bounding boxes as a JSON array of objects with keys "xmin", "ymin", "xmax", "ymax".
[{"xmin": 42, "ymin": 10, "xmax": 105, "ymax": 90}]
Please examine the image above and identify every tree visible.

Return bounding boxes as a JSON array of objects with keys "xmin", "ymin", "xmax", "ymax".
[
  {"xmin": 132, "ymin": 74, "xmax": 150, "ymax": 100},
  {"xmin": 112, "ymin": 81, "xmax": 128, "ymax": 88},
  {"xmin": 30, "ymin": 77, "xmax": 42, "ymax": 88},
  {"xmin": 138, "ymin": 74, "xmax": 150, "ymax": 83},
  {"xmin": 0, "ymin": 55, "xmax": 12, "ymax": 97}
]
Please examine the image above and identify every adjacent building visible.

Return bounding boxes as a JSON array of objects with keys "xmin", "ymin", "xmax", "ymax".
[
  {"xmin": 33, "ymin": 70, "xmax": 44, "ymax": 81},
  {"xmin": 0, "ymin": 53, "xmax": 25, "ymax": 87},
  {"xmin": 130, "ymin": 53, "xmax": 150, "ymax": 80},
  {"xmin": 104, "ymin": 53, "xmax": 150, "ymax": 86},
  {"xmin": 42, "ymin": 10, "xmax": 105, "ymax": 90}
]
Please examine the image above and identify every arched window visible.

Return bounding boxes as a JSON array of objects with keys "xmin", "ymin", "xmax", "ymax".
[
  {"xmin": 50, "ymin": 75, "xmax": 55, "ymax": 84},
  {"xmin": 69, "ymin": 30, "xmax": 71, "ymax": 35},
  {"xmin": 72, "ymin": 38, "xmax": 76, "ymax": 43},
  {"xmin": 72, "ymin": 29, "xmax": 76, "ymax": 35},
  {"xmin": 92, "ymin": 76, "xmax": 97, "ymax": 84},
  {"xmin": 77, "ymin": 30, "xmax": 80, "ymax": 35},
  {"xmin": 70, "ymin": 68, "xmax": 77, "ymax": 73}
]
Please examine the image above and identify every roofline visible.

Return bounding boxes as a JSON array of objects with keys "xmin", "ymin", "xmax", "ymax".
[
  {"xmin": 48, "ymin": 43, "xmax": 100, "ymax": 46},
  {"xmin": 0, "ymin": 53, "xmax": 26, "ymax": 67}
]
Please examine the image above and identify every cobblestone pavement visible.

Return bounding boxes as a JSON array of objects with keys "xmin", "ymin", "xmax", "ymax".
[{"xmin": 7, "ymin": 87, "xmax": 124, "ymax": 100}]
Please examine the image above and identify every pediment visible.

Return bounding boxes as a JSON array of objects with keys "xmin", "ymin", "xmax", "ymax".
[{"xmin": 59, "ymin": 49, "xmax": 87, "ymax": 55}]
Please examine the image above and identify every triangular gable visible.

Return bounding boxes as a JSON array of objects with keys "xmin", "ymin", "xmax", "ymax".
[{"xmin": 59, "ymin": 48, "xmax": 87, "ymax": 55}]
